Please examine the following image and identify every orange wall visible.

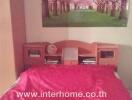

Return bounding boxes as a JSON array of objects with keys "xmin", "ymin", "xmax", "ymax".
[{"xmin": 10, "ymin": 0, "xmax": 26, "ymax": 76}]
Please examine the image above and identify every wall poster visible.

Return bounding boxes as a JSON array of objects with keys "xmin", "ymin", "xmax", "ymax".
[{"xmin": 42, "ymin": 0, "xmax": 129, "ymax": 27}]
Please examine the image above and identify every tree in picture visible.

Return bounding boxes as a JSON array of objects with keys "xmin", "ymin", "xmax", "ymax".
[{"xmin": 42, "ymin": 0, "xmax": 128, "ymax": 27}]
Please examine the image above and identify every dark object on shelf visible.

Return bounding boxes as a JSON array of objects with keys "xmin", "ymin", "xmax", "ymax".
[{"xmin": 100, "ymin": 51, "xmax": 114, "ymax": 58}]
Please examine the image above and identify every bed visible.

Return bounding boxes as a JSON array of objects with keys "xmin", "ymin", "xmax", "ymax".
[
  {"xmin": 1, "ymin": 64, "xmax": 132, "ymax": 100},
  {"xmin": 0, "ymin": 40, "xmax": 132, "ymax": 100}
]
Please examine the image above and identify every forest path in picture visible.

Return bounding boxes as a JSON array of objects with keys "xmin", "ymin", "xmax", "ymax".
[{"xmin": 42, "ymin": 0, "xmax": 128, "ymax": 27}]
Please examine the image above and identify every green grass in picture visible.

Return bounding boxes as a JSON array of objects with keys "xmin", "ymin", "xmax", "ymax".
[{"xmin": 43, "ymin": 10, "xmax": 127, "ymax": 27}]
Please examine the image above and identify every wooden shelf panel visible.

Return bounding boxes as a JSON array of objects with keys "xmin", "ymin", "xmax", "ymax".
[{"xmin": 23, "ymin": 41, "xmax": 119, "ymax": 67}]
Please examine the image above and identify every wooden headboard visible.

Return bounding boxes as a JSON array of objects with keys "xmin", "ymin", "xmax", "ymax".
[
  {"xmin": 24, "ymin": 40, "xmax": 118, "ymax": 68},
  {"xmin": 52, "ymin": 40, "xmax": 97, "ymax": 56}
]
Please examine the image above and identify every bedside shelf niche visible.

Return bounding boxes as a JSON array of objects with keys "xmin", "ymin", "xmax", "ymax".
[
  {"xmin": 78, "ymin": 55, "xmax": 97, "ymax": 64},
  {"xmin": 24, "ymin": 43, "xmax": 45, "ymax": 69},
  {"xmin": 97, "ymin": 43, "xmax": 119, "ymax": 66},
  {"xmin": 45, "ymin": 54, "xmax": 62, "ymax": 64}
]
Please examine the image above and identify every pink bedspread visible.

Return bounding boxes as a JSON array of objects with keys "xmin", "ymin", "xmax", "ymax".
[{"xmin": 1, "ymin": 64, "xmax": 131, "ymax": 100}]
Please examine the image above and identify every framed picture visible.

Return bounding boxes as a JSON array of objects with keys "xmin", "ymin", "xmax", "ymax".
[{"xmin": 42, "ymin": 0, "xmax": 129, "ymax": 27}]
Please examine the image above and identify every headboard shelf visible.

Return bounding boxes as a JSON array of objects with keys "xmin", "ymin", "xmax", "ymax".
[{"xmin": 24, "ymin": 40, "xmax": 118, "ymax": 69}]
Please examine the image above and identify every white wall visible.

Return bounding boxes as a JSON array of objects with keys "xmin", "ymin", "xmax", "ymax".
[
  {"xmin": 68, "ymin": 2, "xmax": 132, "ymax": 89},
  {"xmin": 0, "ymin": 0, "xmax": 16, "ymax": 95},
  {"xmin": 24, "ymin": 0, "xmax": 132, "ymax": 89}
]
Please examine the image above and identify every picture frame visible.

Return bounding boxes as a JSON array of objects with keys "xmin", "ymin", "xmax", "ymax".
[{"xmin": 42, "ymin": 0, "xmax": 129, "ymax": 27}]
